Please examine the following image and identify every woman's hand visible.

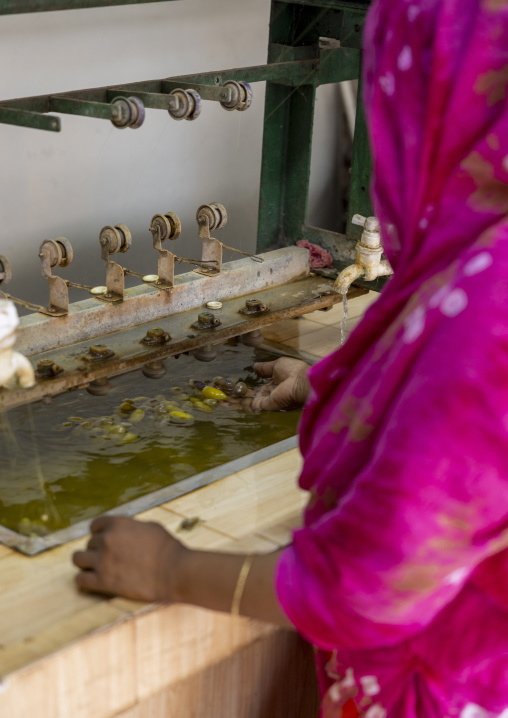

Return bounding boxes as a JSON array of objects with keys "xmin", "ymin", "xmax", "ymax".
[
  {"xmin": 72, "ymin": 515, "xmax": 293, "ymax": 627},
  {"xmin": 251, "ymin": 358, "xmax": 310, "ymax": 411},
  {"xmin": 72, "ymin": 516, "xmax": 185, "ymax": 602}
]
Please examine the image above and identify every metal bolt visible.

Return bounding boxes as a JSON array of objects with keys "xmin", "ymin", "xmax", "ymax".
[
  {"xmin": 37, "ymin": 359, "xmax": 54, "ymax": 374},
  {"xmin": 191, "ymin": 311, "xmax": 221, "ymax": 332},
  {"xmin": 36, "ymin": 358, "xmax": 63, "ymax": 379},
  {"xmin": 241, "ymin": 330, "xmax": 264, "ymax": 347},
  {"xmin": 193, "ymin": 344, "xmax": 217, "ymax": 362},
  {"xmin": 142, "ymin": 360, "xmax": 167, "ymax": 379},
  {"xmin": 86, "ymin": 377, "xmax": 112, "ymax": 396},
  {"xmin": 90, "ymin": 344, "xmax": 108, "ymax": 357},
  {"xmin": 238, "ymin": 298, "xmax": 268, "ymax": 316},
  {"xmin": 198, "ymin": 312, "xmax": 214, "ymax": 325},
  {"xmin": 82, "ymin": 344, "xmax": 116, "ymax": 362},
  {"xmin": 142, "ymin": 327, "xmax": 171, "ymax": 345}
]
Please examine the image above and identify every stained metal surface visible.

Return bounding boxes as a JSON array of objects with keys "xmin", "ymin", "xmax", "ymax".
[
  {"xmin": 16, "ymin": 247, "xmax": 310, "ymax": 356},
  {"xmin": 1, "ymin": 275, "xmax": 365, "ymax": 411}
]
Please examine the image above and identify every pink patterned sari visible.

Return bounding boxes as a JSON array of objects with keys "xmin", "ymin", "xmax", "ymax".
[{"xmin": 276, "ymin": 1, "xmax": 508, "ymax": 716}]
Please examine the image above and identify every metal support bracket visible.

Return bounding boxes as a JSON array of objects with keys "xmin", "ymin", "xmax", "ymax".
[
  {"xmin": 148, "ymin": 212, "xmax": 181, "ymax": 288},
  {"xmin": 194, "ymin": 203, "xmax": 227, "ymax": 276},
  {"xmin": 97, "ymin": 224, "xmax": 132, "ymax": 302},
  {"xmin": 38, "ymin": 238, "xmax": 74, "ymax": 316}
]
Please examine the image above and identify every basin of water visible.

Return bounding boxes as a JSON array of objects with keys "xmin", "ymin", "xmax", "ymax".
[{"xmin": 0, "ymin": 343, "xmax": 301, "ymax": 554}]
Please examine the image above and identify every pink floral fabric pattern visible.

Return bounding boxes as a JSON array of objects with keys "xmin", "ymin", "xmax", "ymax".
[{"xmin": 276, "ymin": 0, "xmax": 508, "ymax": 715}]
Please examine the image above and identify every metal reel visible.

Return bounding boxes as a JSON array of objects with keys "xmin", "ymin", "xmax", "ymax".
[
  {"xmin": 0, "ymin": 255, "xmax": 12, "ymax": 286},
  {"xmin": 150, "ymin": 212, "xmax": 181, "ymax": 242},
  {"xmin": 196, "ymin": 203, "xmax": 228, "ymax": 231},
  {"xmin": 165, "ymin": 211, "xmax": 181, "ymax": 239},
  {"xmin": 111, "ymin": 96, "xmax": 146, "ymax": 130},
  {"xmin": 237, "ymin": 82, "xmax": 253, "ymax": 112},
  {"xmin": 168, "ymin": 89, "xmax": 202, "ymax": 121},
  {"xmin": 99, "ymin": 224, "xmax": 132, "ymax": 254},
  {"xmin": 127, "ymin": 96, "xmax": 145, "ymax": 129},
  {"xmin": 39, "ymin": 237, "xmax": 74, "ymax": 268},
  {"xmin": 220, "ymin": 81, "xmax": 253, "ymax": 112}
]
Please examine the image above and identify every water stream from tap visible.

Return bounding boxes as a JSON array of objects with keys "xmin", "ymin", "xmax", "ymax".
[{"xmin": 340, "ymin": 293, "xmax": 348, "ymax": 346}]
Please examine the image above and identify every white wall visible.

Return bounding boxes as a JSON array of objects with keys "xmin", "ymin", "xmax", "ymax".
[{"xmin": 0, "ymin": 0, "xmax": 339, "ymax": 310}]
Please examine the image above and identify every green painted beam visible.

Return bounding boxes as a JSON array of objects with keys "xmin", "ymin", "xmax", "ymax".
[
  {"xmin": 165, "ymin": 60, "xmax": 320, "ymax": 88},
  {"xmin": 273, "ymin": 0, "xmax": 370, "ymax": 10},
  {"xmin": 0, "ymin": 107, "xmax": 60, "ymax": 132},
  {"xmin": 283, "ymin": 83, "xmax": 316, "ymax": 242},
  {"xmin": 346, "ymin": 64, "xmax": 373, "ymax": 241},
  {"xmin": 318, "ymin": 46, "xmax": 360, "ymax": 84},
  {"xmin": 108, "ymin": 89, "xmax": 172, "ymax": 109},
  {"xmin": 0, "ymin": 0, "xmax": 179, "ymax": 16},
  {"xmin": 257, "ymin": 82, "xmax": 292, "ymax": 250},
  {"xmin": 49, "ymin": 97, "xmax": 116, "ymax": 120},
  {"xmin": 0, "ymin": 48, "xmax": 360, "ymax": 133}
]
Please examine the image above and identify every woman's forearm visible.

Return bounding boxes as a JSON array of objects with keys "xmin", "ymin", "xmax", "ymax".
[
  {"xmin": 173, "ymin": 547, "xmax": 294, "ymax": 628},
  {"xmin": 73, "ymin": 516, "xmax": 294, "ymax": 629}
]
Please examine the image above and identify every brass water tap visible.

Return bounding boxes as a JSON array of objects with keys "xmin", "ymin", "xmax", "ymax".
[{"xmin": 334, "ymin": 214, "xmax": 393, "ymax": 294}]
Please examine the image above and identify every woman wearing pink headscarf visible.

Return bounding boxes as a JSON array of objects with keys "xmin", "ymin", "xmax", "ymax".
[{"xmin": 73, "ymin": 0, "xmax": 508, "ymax": 715}]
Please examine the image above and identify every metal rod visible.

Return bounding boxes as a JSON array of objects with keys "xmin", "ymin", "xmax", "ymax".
[
  {"xmin": 1, "ymin": 293, "xmax": 45, "ymax": 313},
  {"xmin": 175, "ymin": 256, "xmax": 218, "ymax": 268},
  {"xmin": 0, "ymin": 50, "xmax": 358, "ymax": 134},
  {"xmin": 162, "ymin": 60, "xmax": 319, "ymax": 89},
  {"xmin": 157, "ymin": 83, "xmax": 232, "ymax": 102},
  {"xmin": 67, "ymin": 280, "xmax": 98, "ymax": 292},
  {"xmin": 219, "ymin": 243, "xmax": 264, "ymax": 263},
  {"xmin": 110, "ymin": 84, "xmax": 231, "ymax": 106},
  {"xmin": 124, "ymin": 268, "xmax": 147, "ymax": 280},
  {"xmin": 0, "ymin": 0, "xmax": 178, "ymax": 16},
  {"xmin": 0, "ymin": 107, "xmax": 60, "ymax": 132},
  {"xmin": 108, "ymin": 89, "xmax": 175, "ymax": 111},
  {"xmin": 49, "ymin": 96, "xmax": 116, "ymax": 120}
]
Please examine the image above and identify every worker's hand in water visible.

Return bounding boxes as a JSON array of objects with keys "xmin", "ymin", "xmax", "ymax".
[
  {"xmin": 251, "ymin": 358, "xmax": 310, "ymax": 411},
  {"xmin": 72, "ymin": 516, "xmax": 184, "ymax": 602}
]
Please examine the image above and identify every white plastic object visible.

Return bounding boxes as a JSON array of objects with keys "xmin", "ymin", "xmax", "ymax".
[{"xmin": 0, "ymin": 299, "xmax": 35, "ymax": 388}]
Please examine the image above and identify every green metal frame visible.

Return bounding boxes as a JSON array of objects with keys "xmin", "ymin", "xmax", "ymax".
[
  {"xmin": 0, "ymin": 0, "xmax": 179, "ymax": 15},
  {"xmin": 258, "ymin": 0, "xmax": 377, "ymax": 285},
  {"xmin": 0, "ymin": 0, "xmax": 377, "ymax": 285}
]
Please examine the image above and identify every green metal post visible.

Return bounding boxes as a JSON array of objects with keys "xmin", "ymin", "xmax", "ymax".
[
  {"xmin": 257, "ymin": 0, "xmax": 374, "ymax": 273},
  {"xmin": 257, "ymin": 0, "xmax": 323, "ymax": 251},
  {"xmin": 346, "ymin": 64, "xmax": 373, "ymax": 241}
]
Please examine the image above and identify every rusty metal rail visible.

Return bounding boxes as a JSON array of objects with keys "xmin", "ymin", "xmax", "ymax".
[{"xmin": 1, "ymin": 276, "xmax": 365, "ymax": 411}]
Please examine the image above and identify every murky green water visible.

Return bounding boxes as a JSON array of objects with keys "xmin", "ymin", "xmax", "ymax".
[{"xmin": 0, "ymin": 345, "xmax": 301, "ymax": 537}]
